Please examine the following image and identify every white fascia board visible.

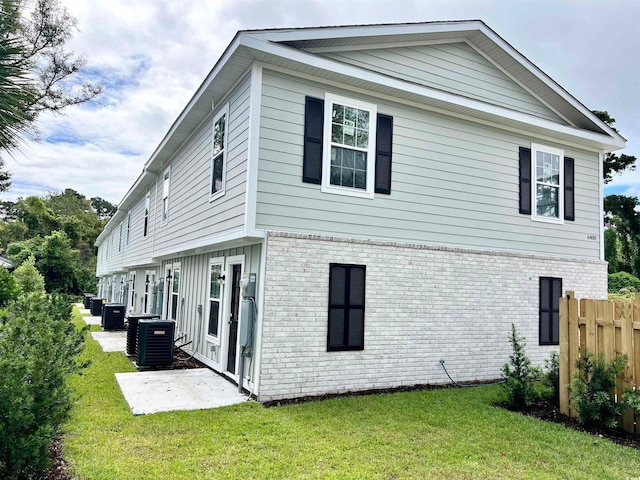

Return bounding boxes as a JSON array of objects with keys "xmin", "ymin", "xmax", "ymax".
[
  {"xmin": 251, "ymin": 22, "xmax": 624, "ymax": 146},
  {"xmin": 96, "ymin": 169, "xmax": 157, "ymax": 246},
  {"xmin": 473, "ymin": 24, "xmax": 625, "ymax": 144},
  {"xmin": 239, "ymin": 35, "xmax": 626, "ymax": 151},
  {"xmin": 246, "ymin": 20, "xmax": 485, "ymax": 43},
  {"xmin": 149, "ymin": 230, "xmax": 265, "ymax": 263},
  {"xmin": 143, "ymin": 35, "xmax": 244, "ymax": 173}
]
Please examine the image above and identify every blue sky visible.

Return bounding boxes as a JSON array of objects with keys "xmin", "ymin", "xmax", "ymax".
[{"xmin": 1, "ymin": 0, "xmax": 638, "ymax": 204}]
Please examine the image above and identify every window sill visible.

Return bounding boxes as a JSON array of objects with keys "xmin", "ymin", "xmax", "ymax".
[
  {"xmin": 531, "ymin": 215, "xmax": 564, "ymax": 225},
  {"xmin": 205, "ymin": 334, "xmax": 220, "ymax": 346},
  {"xmin": 209, "ymin": 190, "xmax": 225, "ymax": 203},
  {"xmin": 321, "ymin": 184, "xmax": 374, "ymax": 199}
]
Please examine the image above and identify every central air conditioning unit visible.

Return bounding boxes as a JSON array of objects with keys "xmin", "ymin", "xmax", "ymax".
[
  {"xmin": 102, "ymin": 303, "xmax": 126, "ymax": 330},
  {"xmin": 136, "ymin": 319, "xmax": 176, "ymax": 368},
  {"xmin": 125, "ymin": 313, "xmax": 161, "ymax": 356},
  {"xmin": 90, "ymin": 297, "xmax": 105, "ymax": 317},
  {"xmin": 83, "ymin": 293, "xmax": 94, "ymax": 309}
]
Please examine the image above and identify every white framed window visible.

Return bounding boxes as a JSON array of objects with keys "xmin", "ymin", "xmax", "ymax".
[
  {"xmin": 143, "ymin": 192, "xmax": 150, "ymax": 237},
  {"xmin": 210, "ymin": 105, "xmax": 229, "ymax": 201},
  {"xmin": 169, "ymin": 264, "xmax": 180, "ymax": 320},
  {"xmin": 161, "ymin": 168, "xmax": 170, "ymax": 222},
  {"xmin": 531, "ymin": 143, "xmax": 564, "ymax": 223},
  {"xmin": 322, "ymin": 93, "xmax": 377, "ymax": 199},
  {"xmin": 206, "ymin": 257, "xmax": 224, "ymax": 343},
  {"xmin": 118, "ymin": 223, "xmax": 122, "ymax": 252}
]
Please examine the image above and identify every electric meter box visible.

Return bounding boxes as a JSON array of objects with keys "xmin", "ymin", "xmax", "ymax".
[{"xmin": 241, "ymin": 272, "xmax": 256, "ymax": 298}]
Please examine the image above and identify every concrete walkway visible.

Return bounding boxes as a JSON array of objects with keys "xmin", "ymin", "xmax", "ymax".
[
  {"xmin": 116, "ymin": 369, "xmax": 248, "ymax": 415},
  {"xmin": 84, "ymin": 315, "xmax": 102, "ymax": 326},
  {"xmin": 91, "ymin": 331, "xmax": 127, "ymax": 353}
]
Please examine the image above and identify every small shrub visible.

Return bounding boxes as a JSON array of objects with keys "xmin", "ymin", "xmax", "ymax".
[
  {"xmin": 502, "ymin": 324, "xmax": 540, "ymax": 407},
  {"xmin": 569, "ymin": 350, "xmax": 626, "ymax": 429},
  {"xmin": 12, "ymin": 255, "xmax": 45, "ymax": 294},
  {"xmin": 541, "ymin": 352, "xmax": 560, "ymax": 404},
  {"xmin": 0, "ymin": 293, "xmax": 86, "ymax": 479},
  {"xmin": 608, "ymin": 271, "xmax": 640, "ymax": 294},
  {"xmin": 624, "ymin": 387, "xmax": 640, "ymax": 412},
  {"xmin": 0, "ymin": 267, "xmax": 19, "ymax": 307}
]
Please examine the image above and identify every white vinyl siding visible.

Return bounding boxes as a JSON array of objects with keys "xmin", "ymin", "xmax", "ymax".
[
  {"xmin": 152, "ymin": 75, "xmax": 250, "ymax": 254},
  {"xmin": 320, "ymin": 42, "xmax": 566, "ymax": 124},
  {"xmin": 256, "ymin": 69, "xmax": 602, "ymax": 259}
]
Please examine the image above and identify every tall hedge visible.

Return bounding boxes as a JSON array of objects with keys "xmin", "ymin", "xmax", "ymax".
[
  {"xmin": 608, "ymin": 271, "xmax": 640, "ymax": 293},
  {"xmin": 0, "ymin": 294, "xmax": 85, "ymax": 479}
]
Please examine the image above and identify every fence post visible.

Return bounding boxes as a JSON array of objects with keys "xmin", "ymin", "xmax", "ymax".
[
  {"xmin": 559, "ymin": 294, "xmax": 570, "ymax": 416},
  {"xmin": 618, "ymin": 300, "xmax": 634, "ymax": 433}
]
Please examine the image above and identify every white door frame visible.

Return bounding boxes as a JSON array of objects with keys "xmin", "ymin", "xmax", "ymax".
[{"xmin": 220, "ymin": 254, "xmax": 244, "ymax": 380}]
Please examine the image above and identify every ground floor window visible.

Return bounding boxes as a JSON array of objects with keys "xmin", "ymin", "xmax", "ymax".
[
  {"xmin": 328, "ymin": 263, "xmax": 366, "ymax": 351},
  {"xmin": 207, "ymin": 259, "xmax": 224, "ymax": 338},
  {"xmin": 540, "ymin": 277, "xmax": 562, "ymax": 345}
]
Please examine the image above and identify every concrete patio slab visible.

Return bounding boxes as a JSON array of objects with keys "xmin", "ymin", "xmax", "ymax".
[
  {"xmin": 115, "ymin": 368, "xmax": 248, "ymax": 415},
  {"xmin": 84, "ymin": 315, "xmax": 102, "ymax": 326},
  {"xmin": 91, "ymin": 331, "xmax": 126, "ymax": 352}
]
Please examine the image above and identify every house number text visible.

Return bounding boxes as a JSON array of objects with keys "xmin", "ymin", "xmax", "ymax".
[{"xmin": 586, "ymin": 234, "xmax": 598, "ymax": 241}]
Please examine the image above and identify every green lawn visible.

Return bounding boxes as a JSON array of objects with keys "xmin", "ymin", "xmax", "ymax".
[{"xmin": 65, "ymin": 309, "xmax": 640, "ymax": 479}]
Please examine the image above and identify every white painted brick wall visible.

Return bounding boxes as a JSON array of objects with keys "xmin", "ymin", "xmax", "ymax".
[{"xmin": 257, "ymin": 232, "xmax": 607, "ymax": 402}]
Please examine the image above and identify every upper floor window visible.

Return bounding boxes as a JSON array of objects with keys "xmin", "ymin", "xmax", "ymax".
[
  {"xmin": 210, "ymin": 107, "xmax": 228, "ymax": 201},
  {"xmin": 519, "ymin": 144, "xmax": 574, "ymax": 223},
  {"xmin": 162, "ymin": 168, "xmax": 170, "ymax": 222},
  {"xmin": 532, "ymin": 144, "xmax": 564, "ymax": 222},
  {"xmin": 143, "ymin": 192, "xmax": 150, "ymax": 237},
  {"xmin": 126, "ymin": 211, "xmax": 131, "ymax": 245},
  {"xmin": 322, "ymin": 94, "xmax": 377, "ymax": 198},
  {"xmin": 118, "ymin": 223, "xmax": 122, "ymax": 252}
]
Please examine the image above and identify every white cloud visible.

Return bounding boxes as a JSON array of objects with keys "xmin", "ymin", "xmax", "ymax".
[{"xmin": 0, "ymin": 0, "xmax": 638, "ymax": 204}]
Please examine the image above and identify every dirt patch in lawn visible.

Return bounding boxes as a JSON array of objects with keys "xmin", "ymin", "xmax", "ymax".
[{"xmin": 497, "ymin": 399, "xmax": 640, "ymax": 450}]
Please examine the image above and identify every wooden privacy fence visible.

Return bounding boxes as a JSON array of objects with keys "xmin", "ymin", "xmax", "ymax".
[{"xmin": 559, "ymin": 292, "xmax": 640, "ymax": 434}]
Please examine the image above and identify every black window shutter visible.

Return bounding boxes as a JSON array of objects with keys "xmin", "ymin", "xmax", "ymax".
[
  {"xmin": 328, "ymin": 264, "xmax": 365, "ymax": 351},
  {"xmin": 564, "ymin": 157, "xmax": 575, "ymax": 221},
  {"xmin": 303, "ymin": 96, "xmax": 324, "ymax": 184},
  {"xmin": 375, "ymin": 114, "xmax": 393, "ymax": 195},
  {"xmin": 539, "ymin": 277, "xmax": 562, "ymax": 345},
  {"xmin": 519, "ymin": 147, "xmax": 531, "ymax": 215}
]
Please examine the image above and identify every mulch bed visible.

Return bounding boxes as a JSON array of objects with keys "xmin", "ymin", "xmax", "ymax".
[{"xmin": 496, "ymin": 399, "xmax": 640, "ymax": 449}]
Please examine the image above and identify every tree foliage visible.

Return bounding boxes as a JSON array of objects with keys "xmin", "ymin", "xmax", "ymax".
[
  {"xmin": 0, "ymin": 188, "xmax": 110, "ymax": 295},
  {"xmin": 501, "ymin": 324, "xmax": 540, "ymax": 408},
  {"xmin": 12, "ymin": 254, "xmax": 44, "ymax": 294},
  {"xmin": 593, "ymin": 110, "xmax": 637, "ymax": 184},
  {"xmin": 0, "ymin": 0, "xmax": 101, "ymax": 191}
]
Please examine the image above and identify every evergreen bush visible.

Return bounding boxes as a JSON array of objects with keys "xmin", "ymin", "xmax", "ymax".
[
  {"xmin": 501, "ymin": 324, "xmax": 540, "ymax": 407},
  {"xmin": 569, "ymin": 350, "xmax": 626, "ymax": 429},
  {"xmin": 0, "ymin": 293, "xmax": 86, "ymax": 479},
  {"xmin": 12, "ymin": 255, "xmax": 45, "ymax": 294},
  {"xmin": 608, "ymin": 271, "xmax": 640, "ymax": 294}
]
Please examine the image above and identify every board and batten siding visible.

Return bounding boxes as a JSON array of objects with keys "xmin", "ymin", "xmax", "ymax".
[
  {"xmin": 160, "ymin": 243, "xmax": 261, "ymax": 377},
  {"xmin": 151, "ymin": 74, "xmax": 251, "ymax": 255},
  {"xmin": 255, "ymin": 69, "xmax": 602, "ymax": 259},
  {"xmin": 319, "ymin": 42, "xmax": 565, "ymax": 124}
]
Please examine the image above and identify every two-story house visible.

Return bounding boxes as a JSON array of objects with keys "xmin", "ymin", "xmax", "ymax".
[{"xmin": 95, "ymin": 21, "xmax": 625, "ymax": 402}]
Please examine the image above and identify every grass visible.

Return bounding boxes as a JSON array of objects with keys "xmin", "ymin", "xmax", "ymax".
[{"xmin": 65, "ymin": 309, "xmax": 640, "ymax": 479}]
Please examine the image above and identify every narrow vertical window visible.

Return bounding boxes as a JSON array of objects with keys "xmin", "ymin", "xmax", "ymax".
[
  {"xmin": 540, "ymin": 277, "xmax": 562, "ymax": 345},
  {"xmin": 162, "ymin": 169, "xmax": 170, "ymax": 222},
  {"xmin": 118, "ymin": 223, "xmax": 122, "ymax": 252},
  {"xmin": 143, "ymin": 192, "xmax": 150, "ymax": 237},
  {"xmin": 328, "ymin": 263, "xmax": 366, "ymax": 351},
  {"xmin": 531, "ymin": 144, "xmax": 564, "ymax": 223},
  {"xmin": 130, "ymin": 273, "xmax": 136, "ymax": 308},
  {"xmin": 210, "ymin": 108, "xmax": 227, "ymax": 199},
  {"xmin": 126, "ymin": 211, "xmax": 131, "ymax": 245},
  {"xmin": 207, "ymin": 261, "xmax": 223, "ymax": 337},
  {"xmin": 171, "ymin": 267, "xmax": 180, "ymax": 320}
]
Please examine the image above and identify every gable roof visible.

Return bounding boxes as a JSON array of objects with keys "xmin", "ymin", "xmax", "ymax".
[{"xmin": 98, "ymin": 20, "xmax": 625, "ymax": 244}]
